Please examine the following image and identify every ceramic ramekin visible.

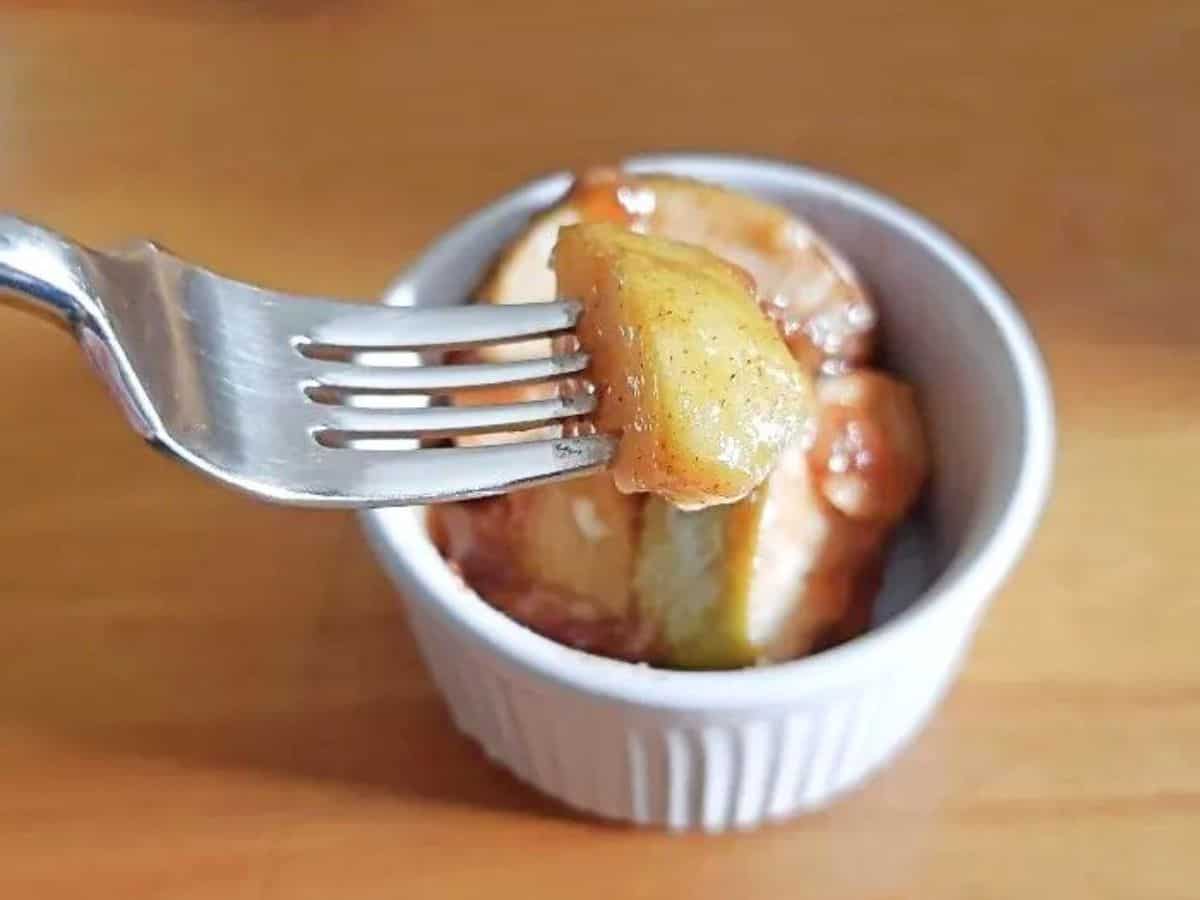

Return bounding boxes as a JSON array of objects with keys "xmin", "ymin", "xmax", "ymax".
[{"xmin": 360, "ymin": 153, "xmax": 1055, "ymax": 831}]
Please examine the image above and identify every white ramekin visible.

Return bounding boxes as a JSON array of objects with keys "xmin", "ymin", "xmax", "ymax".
[{"xmin": 360, "ymin": 153, "xmax": 1055, "ymax": 831}]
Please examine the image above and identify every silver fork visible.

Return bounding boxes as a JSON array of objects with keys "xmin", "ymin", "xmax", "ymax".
[{"xmin": 0, "ymin": 216, "xmax": 613, "ymax": 507}]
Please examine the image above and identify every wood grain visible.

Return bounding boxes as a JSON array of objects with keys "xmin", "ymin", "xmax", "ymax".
[{"xmin": 1, "ymin": 3, "xmax": 1197, "ymax": 897}]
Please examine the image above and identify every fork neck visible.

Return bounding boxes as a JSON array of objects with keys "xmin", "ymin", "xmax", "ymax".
[{"xmin": 0, "ymin": 214, "xmax": 96, "ymax": 326}]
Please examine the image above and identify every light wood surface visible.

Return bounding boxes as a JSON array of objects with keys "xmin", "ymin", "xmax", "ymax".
[{"xmin": 2, "ymin": 3, "xmax": 1197, "ymax": 897}]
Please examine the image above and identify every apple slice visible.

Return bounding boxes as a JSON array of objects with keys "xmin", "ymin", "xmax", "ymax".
[
  {"xmin": 553, "ymin": 222, "xmax": 811, "ymax": 509},
  {"xmin": 569, "ymin": 170, "xmax": 876, "ymax": 372},
  {"xmin": 454, "ymin": 168, "xmax": 875, "ymax": 444},
  {"xmin": 634, "ymin": 370, "xmax": 928, "ymax": 669},
  {"xmin": 473, "ymin": 168, "xmax": 877, "ymax": 375},
  {"xmin": 429, "ymin": 472, "xmax": 651, "ymax": 660}
]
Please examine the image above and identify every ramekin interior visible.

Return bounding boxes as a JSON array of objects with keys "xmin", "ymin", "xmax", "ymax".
[{"xmin": 362, "ymin": 153, "xmax": 1055, "ymax": 710}]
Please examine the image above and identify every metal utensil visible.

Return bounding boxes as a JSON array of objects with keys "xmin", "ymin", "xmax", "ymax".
[{"xmin": 0, "ymin": 215, "xmax": 612, "ymax": 506}]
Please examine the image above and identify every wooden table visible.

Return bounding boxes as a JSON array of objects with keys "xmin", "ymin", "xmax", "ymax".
[{"xmin": 1, "ymin": 3, "xmax": 1196, "ymax": 897}]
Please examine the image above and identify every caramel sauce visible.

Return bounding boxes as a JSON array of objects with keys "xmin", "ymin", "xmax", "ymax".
[{"xmin": 566, "ymin": 167, "xmax": 658, "ymax": 229}]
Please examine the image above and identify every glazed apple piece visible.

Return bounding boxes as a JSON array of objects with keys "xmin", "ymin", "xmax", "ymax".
[
  {"xmin": 634, "ymin": 370, "xmax": 928, "ymax": 669},
  {"xmin": 454, "ymin": 168, "xmax": 874, "ymax": 448},
  {"xmin": 553, "ymin": 222, "xmax": 811, "ymax": 509},
  {"xmin": 808, "ymin": 371, "xmax": 929, "ymax": 523},
  {"xmin": 469, "ymin": 168, "xmax": 876, "ymax": 374},
  {"xmin": 429, "ymin": 473, "xmax": 652, "ymax": 660},
  {"xmin": 570, "ymin": 170, "xmax": 877, "ymax": 372}
]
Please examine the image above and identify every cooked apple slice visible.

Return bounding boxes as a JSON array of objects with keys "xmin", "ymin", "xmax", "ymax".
[
  {"xmin": 808, "ymin": 371, "xmax": 928, "ymax": 523},
  {"xmin": 634, "ymin": 370, "xmax": 928, "ymax": 669},
  {"xmin": 638, "ymin": 175, "xmax": 876, "ymax": 372},
  {"xmin": 553, "ymin": 222, "xmax": 811, "ymax": 509},
  {"xmin": 506, "ymin": 473, "xmax": 641, "ymax": 615},
  {"xmin": 635, "ymin": 435, "xmax": 879, "ymax": 670},
  {"xmin": 634, "ymin": 484, "xmax": 771, "ymax": 668},
  {"xmin": 430, "ymin": 473, "xmax": 638, "ymax": 619},
  {"xmin": 568, "ymin": 170, "xmax": 876, "ymax": 372},
  {"xmin": 429, "ymin": 473, "xmax": 650, "ymax": 659},
  {"xmin": 474, "ymin": 168, "xmax": 876, "ymax": 372}
]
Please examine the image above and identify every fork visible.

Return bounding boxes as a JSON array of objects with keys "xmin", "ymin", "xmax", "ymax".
[{"xmin": 0, "ymin": 215, "xmax": 614, "ymax": 507}]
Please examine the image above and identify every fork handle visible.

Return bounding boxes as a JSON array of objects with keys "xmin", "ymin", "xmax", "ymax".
[
  {"xmin": 0, "ymin": 215, "xmax": 158, "ymax": 438},
  {"xmin": 0, "ymin": 214, "xmax": 96, "ymax": 325}
]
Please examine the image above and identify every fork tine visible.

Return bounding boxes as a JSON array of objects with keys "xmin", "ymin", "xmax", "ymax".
[
  {"xmin": 306, "ymin": 352, "xmax": 588, "ymax": 393},
  {"xmin": 316, "ymin": 392, "xmax": 596, "ymax": 439},
  {"xmin": 302, "ymin": 299, "xmax": 580, "ymax": 350},
  {"xmin": 331, "ymin": 435, "xmax": 617, "ymax": 506}
]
